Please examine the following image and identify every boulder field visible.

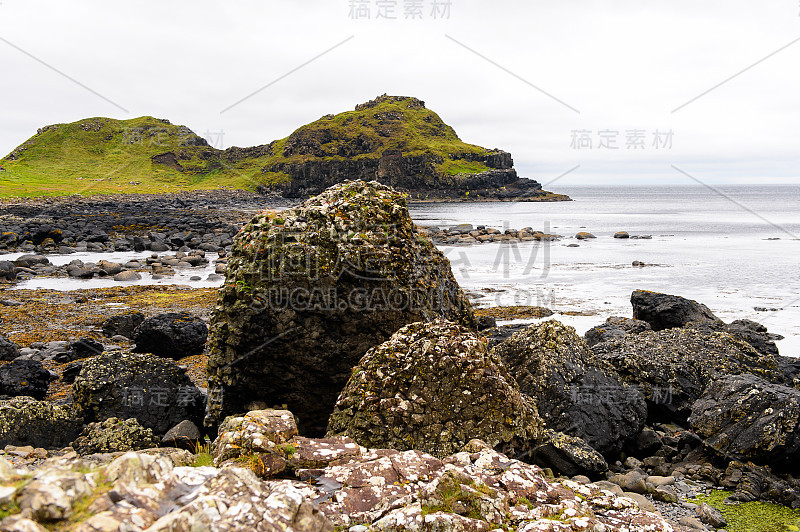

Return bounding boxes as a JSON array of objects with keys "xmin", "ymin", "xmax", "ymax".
[{"xmin": 1, "ymin": 182, "xmax": 799, "ymax": 529}]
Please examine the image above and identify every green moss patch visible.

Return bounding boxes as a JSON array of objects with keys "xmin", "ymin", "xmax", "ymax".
[{"xmin": 690, "ymin": 489, "xmax": 800, "ymax": 532}]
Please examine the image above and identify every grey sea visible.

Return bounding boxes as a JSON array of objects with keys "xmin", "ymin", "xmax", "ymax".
[{"xmin": 409, "ymin": 184, "xmax": 800, "ymax": 357}]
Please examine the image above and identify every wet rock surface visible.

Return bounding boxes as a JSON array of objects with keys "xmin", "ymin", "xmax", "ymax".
[
  {"xmin": 101, "ymin": 312, "xmax": 145, "ymax": 339},
  {"xmin": 205, "ymin": 180, "xmax": 476, "ymax": 435},
  {"xmin": 592, "ymin": 325, "xmax": 785, "ymax": 423},
  {"xmin": 0, "ymin": 359, "xmax": 53, "ymax": 400},
  {"xmin": 0, "ymin": 335, "xmax": 20, "ymax": 361},
  {"xmin": 327, "ymin": 320, "xmax": 543, "ymax": 459},
  {"xmin": 584, "ymin": 316, "xmax": 652, "ymax": 347}
]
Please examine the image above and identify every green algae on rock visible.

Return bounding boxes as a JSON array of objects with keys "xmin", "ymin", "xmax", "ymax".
[
  {"xmin": 205, "ymin": 180, "xmax": 476, "ymax": 435},
  {"xmin": 690, "ymin": 489, "xmax": 800, "ymax": 532},
  {"xmin": 326, "ymin": 319, "xmax": 542, "ymax": 458}
]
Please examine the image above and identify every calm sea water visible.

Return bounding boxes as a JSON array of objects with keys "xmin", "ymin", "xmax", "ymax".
[{"xmin": 409, "ymin": 185, "xmax": 800, "ymax": 357}]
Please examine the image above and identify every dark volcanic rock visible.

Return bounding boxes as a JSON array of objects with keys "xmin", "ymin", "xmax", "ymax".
[
  {"xmin": 71, "ymin": 417, "xmax": 159, "ymax": 455},
  {"xmin": 102, "ymin": 312, "xmax": 145, "ymax": 339},
  {"xmin": 531, "ymin": 429, "xmax": 608, "ymax": 477},
  {"xmin": 0, "ymin": 396, "xmax": 84, "ymax": 449},
  {"xmin": 161, "ymin": 419, "xmax": 202, "ymax": 451},
  {"xmin": 584, "ymin": 316, "xmax": 652, "ymax": 347},
  {"xmin": 592, "ymin": 327, "xmax": 786, "ymax": 423},
  {"xmin": 72, "ymin": 351, "xmax": 204, "ymax": 435},
  {"xmin": 327, "ymin": 320, "xmax": 543, "ymax": 459},
  {"xmin": 64, "ymin": 337, "xmax": 104, "ymax": 360},
  {"xmin": 0, "ymin": 359, "xmax": 52, "ymax": 399},
  {"xmin": 206, "ymin": 181, "xmax": 476, "ymax": 435},
  {"xmin": 0, "ymin": 334, "xmax": 20, "ymax": 361},
  {"xmin": 726, "ymin": 319, "xmax": 781, "ymax": 356},
  {"xmin": 689, "ymin": 374, "xmax": 800, "ymax": 470},
  {"xmin": 630, "ymin": 290, "xmax": 720, "ymax": 331},
  {"xmin": 132, "ymin": 312, "xmax": 208, "ymax": 358},
  {"xmin": 493, "ymin": 320, "xmax": 646, "ymax": 455}
]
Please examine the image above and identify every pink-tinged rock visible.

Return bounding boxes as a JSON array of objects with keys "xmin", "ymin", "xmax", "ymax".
[{"xmin": 288, "ymin": 436, "xmax": 362, "ymax": 469}]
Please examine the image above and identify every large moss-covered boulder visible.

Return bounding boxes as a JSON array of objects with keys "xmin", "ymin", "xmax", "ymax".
[
  {"xmin": 326, "ymin": 320, "xmax": 542, "ymax": 458},
  {"xmin": 206, "ymin": 180, "xmax": 476, "ymax": 435},
  {"xmin": 73, "ymin": 351, "xmax": 205, "ymax": 435},
  {"xmin": 0, "ymin": 396, "xmax": 84, "ymax": 449},
  {"xmin": 493, "ymin": 320, "xmax": 646, "ymax": 455}
]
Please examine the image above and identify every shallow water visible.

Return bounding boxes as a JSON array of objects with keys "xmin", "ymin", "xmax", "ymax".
[{"xmin": 5, "ymin": 250, "xmax": 224, "ymax": 290}]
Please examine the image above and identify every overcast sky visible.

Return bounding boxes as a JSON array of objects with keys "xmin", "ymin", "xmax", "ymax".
[{"xmin": 2, "ymin": 0, "xmax": 799, "ymax": 186}]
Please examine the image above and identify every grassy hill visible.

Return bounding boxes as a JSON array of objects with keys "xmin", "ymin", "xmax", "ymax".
[{"xmin": 0, "ymin": 95, "xmax": 548, "ymax": 199}]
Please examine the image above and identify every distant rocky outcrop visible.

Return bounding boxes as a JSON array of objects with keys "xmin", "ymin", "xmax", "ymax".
[
  {"xmin": 1, "ymin": 95, "xmax": 570, "ymax": 202},
  {"xmin": 205, "ymin": 181, "xmax": 476, "ymax": 435}
]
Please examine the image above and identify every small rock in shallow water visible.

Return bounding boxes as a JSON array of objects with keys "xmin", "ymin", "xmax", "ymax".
[{"xmin": 113, "ymin": 270, "xmax": 141, "ymax": 282}]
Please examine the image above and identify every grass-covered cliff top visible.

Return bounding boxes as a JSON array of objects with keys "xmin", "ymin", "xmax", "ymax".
[{"xmin": 0, "ymin": 95, "xmax": 509, "ymax": 198}]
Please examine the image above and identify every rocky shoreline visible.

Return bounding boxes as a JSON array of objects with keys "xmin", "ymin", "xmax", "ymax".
[{"xmin": 1, "ymin": 181, "xmax": 799, "ymax": 531}]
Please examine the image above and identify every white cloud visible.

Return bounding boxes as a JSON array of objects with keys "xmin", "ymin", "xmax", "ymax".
[{"xmin": 1, "ymin": 0, "xmax": 798, "ymax": 185}]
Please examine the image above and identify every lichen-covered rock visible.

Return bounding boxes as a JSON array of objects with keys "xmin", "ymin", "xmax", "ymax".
[
  {"xmin": 212, "ymin": 409, "xmax": 299, "ymax": 465},
  {"xmin": 0, "ymin": 359, "xmax": 53, "ymax": 400},
  {"xmin": 584, "ymin": 316, "xmax": 651, "ymax": 347},
  {"xmin": 0, "ymin": 397, "xmax": 84, "ymax": 449},
  {"xmin": 0, "ymin": 443, "xmax": 677, "ymax": 532},
  {"xmin": 689, "ymin": 374, "xmax": 800, "ymax": 470},
  {"xmin": 593, "ymin": 326, "xmax": 786, "ymax": 423},
  {"xmin": 630, "ymin": 290, "xmax": 720, "ymax": 330},
  {"xmin": 206, "ymin": 180, "xmax": 476, "ymax": 435},
  {"xmin": 327, "ymin": 320, "xmax": 543, "ymax": 459},
  {"xmin": 724, "ymin": 319, "xmax": 781, "ymax": 357},
  {"xmin": 1, "ymin": 451, "xmax": 333, "ymax": 532},
  {"xmin": 493, "ymin": 320, "xmax": 646, "ymax": 455},
  {"xmin": 71, "ymin": 417, "xmax": 158, "ymax": 455},
  {"xmin": 529, "ymin": 429, "xmax": 608, "ymax": 478},
  {"xmin": 72, "ymin": 351, "xmax": 204, "ymax": 435},
  {"xmin": 131, "ymin": 311, "xmax": 208, "ymax": 358},
  {"xmin": 301, "ymin": 441, "xmax": 672, "ymax": 531}
]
